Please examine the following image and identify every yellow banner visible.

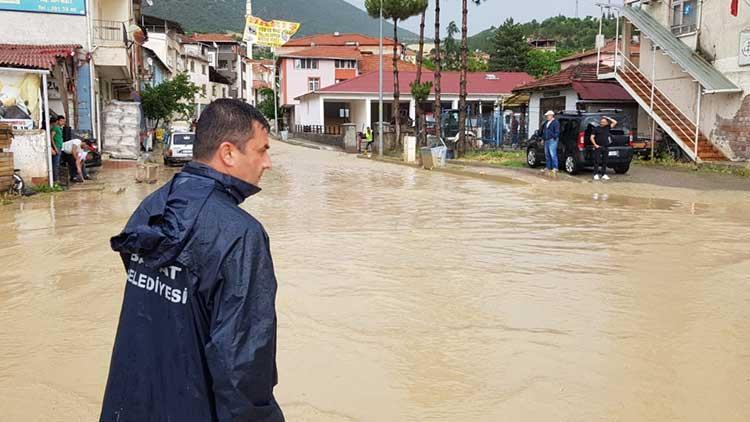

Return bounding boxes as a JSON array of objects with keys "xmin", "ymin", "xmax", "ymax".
[{"xmin": 243, "ymin": 16, "xmax": 301, "ymax": 48}]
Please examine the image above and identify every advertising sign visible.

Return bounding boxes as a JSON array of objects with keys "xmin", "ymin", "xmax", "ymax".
[
  {"xmin": 0, "ymin": 0, "xmax": 86, "ymax": 16},
  {"xmin": 243, "ymin": 16, "xmax": 301, "ymax": 48}
]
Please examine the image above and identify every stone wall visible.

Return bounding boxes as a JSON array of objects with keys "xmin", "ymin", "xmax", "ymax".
[
  {"xmin": 712, "ymin": 94, "xmax": 750, "ymax": 160},
  {"xmin": 103, "ymin": 101, "xmax": 141, "ymax": 160},
  {"xmin": 9, "ymin": 130, "xmax": 49, "ymax": 181}
]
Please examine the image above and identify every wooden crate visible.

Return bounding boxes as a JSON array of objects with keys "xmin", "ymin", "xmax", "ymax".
[
  {"xmin": 0, "ymin": 175, "xmax": 12, "ymax": 192},
  {"xmin": 0, "ymin": 124, "xmax": 12, "ymax": 150}
]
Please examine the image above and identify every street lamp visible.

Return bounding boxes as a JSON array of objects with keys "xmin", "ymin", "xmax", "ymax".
[{"xmin": 378, "ymin": 0, "xmax": 384, "ymax": 157}]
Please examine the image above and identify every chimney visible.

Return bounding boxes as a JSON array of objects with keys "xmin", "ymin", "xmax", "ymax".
[{"xmin": 334, "ymin": 32, "xmax": 341, "ymax": 37}]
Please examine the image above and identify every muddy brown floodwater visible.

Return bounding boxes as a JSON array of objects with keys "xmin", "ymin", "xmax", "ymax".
[{"xmin": 1, "ymin": 141, "xmax": 750, "ymax": 421}]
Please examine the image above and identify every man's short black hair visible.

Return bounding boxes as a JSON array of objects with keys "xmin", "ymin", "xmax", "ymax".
[
  {"xmin": 57, "ymin": 115, "xmax": 66, "ymax": 122},
  {"xmin": 194, "ymin": 99, "xmax": 270, "ymax": 160}
]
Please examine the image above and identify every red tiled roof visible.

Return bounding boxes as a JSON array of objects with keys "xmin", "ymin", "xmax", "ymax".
[
  {"xmin": 279, "ymin": 46, "xmax": 362, "ymax": 60},
  {"xmin": 0, "ymin": 44, "xmax": 80, "ymax": 70},
  {"xmin": 313, "ymin": 71, "xmax": 533, "ymax": 97},
  {"xmin": 572, "ymin": 82, "xmax": 633, "ymax": 101},
  {"xmin": 513, "ymin": 63, "xmax": 611, "ymax": 92},
  {"xmin": 558, "ymin": 39, "xmax": 640, "ymax": 63},
  {"xmin": 358, "ymin": 54, "xmax": 417, "ymax": 73},
  {"xmin": 187, "ymin": 33, "xmax": 238, "ymax": 43},
  {"xmin": 253, "ymin": 80, "xmax": 271, "ymax": 90},
  {"xmin": 284, "ymin": 33, "xmax": 397, "ymax": 47}
]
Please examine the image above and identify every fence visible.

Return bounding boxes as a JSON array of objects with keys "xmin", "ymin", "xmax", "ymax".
[{"xmin": 293, "ymin": 125, "xmax": 343, "ymax": 136}]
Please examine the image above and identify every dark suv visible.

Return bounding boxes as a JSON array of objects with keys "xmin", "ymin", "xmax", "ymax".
[{"xmin": 526, "ymin": 111, "xmax": 635, "ymax": 175}]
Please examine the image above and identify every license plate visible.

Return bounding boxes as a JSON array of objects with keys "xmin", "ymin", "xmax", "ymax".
[{"xmin": 608, "ymin": 151, "xmax": 618, "ymax": 157}]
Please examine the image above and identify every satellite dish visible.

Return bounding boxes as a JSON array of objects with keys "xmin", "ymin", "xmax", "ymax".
[
  {"xmin": 147, "ymin": 57, "xmax": 154, "ymax": 67},
  {"xmin": 146, "ymin": 0, "xmax": 153, "ymax": 6}
]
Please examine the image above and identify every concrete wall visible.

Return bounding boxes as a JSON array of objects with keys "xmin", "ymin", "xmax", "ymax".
[
  {"xmin": 527, "ymin": 89, "xmax": 578, "ymax": 135},
  {"xmin": 281, "ymin": 58, "xmax": 336, "ymax": 106},
  {"xmin": 298, "ymin": 96, "xmax": 323, "ymax": 125},
  {"xmin": 10, "ymin": 130, "xmax": 49, "ymax": 180},
  {"xmin": 0, "ymin": 12, "xmax": 87, "ymax": 45},
  {"xmin": 96, "ymin": 0, "xmax": 131, "ymax": 22}
]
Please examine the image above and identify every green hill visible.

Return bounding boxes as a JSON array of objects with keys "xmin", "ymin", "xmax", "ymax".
[
  {"xmin": 469, "ymin": 16, "xmax": 618, "ymax": 53},
  {"xmin": 143, "ymin": 0, "xmax": 418, "ymax": 40}
]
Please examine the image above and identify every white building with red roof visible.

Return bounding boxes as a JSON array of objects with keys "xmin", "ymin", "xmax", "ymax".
[{"xmin": 291, "ymin": 70, "xmax": 533, "ymax": 134}]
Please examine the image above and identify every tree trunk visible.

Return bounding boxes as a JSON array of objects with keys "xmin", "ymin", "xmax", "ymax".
[
  {"xmin": 433, "ymin": 0, "xmax": 442, "ymax": 143},
  {"xmin": 415, "ymin": 9, "xmax": 426, "ymax": 147},
  {"xmin": 457, "ymin": 0, "xmax": 468, "ymax": 157},
  {"xmin": 392, "ymin": 18, "xmax": 401, "ymax": 150}
]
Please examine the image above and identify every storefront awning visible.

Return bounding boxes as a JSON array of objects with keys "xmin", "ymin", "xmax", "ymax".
[{"xmin": 617, "ymin": 5, "xmax": 740, "ymax": 94}]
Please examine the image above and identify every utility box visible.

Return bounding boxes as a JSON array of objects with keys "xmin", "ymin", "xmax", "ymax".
[{"xmin": 403, "ymin": 136, "xmax": 417, "ymax": 163}]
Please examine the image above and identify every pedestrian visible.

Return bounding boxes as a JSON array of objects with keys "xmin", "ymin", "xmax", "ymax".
[
  {"xmin": 101, "ymin": 99, "xmax": 283, "ymax": 422},
  {"xmin": 364, "ymin": 126, "xmax": 374, "ymax": 154},
  {"xmin": 50, "ymin": 116, "xmax": 64, "ymax": 182},
  {"xmin": 590, "ymin": 116, "xmax": 618, "ymax": 181},
  {"xmin": 60, "ymin": 138, "xmax": 88, "ymax": 183},
  {"xmin": 511, "ymin": 115, "xmax": 520, "ymax": 149},
  {"xmin": 541, "ymin": 110, "xmax": 560, "ymax": 174}
]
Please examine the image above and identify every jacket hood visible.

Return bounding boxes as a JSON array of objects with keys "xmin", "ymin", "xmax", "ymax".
[{"xmin": 110, "ymin": 161, "xmax": 260, "ymax": 268}]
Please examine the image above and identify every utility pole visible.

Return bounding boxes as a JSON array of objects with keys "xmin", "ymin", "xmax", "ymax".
[{"xmin": 575, "ymin": 0, "xmax": 579, "ymax": 18}]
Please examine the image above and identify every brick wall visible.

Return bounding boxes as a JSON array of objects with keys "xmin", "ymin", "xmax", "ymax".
[{"xmin": 713, "ymin": 94, "xmax": 750, "ymax": 160}]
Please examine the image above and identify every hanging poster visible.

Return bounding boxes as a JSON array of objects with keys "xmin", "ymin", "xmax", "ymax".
[
  {"xmin": 0, "ymin": 0, "xmax": 86, "ymax": 15},
  {"xmin": 243, "ymin": 16, "xmax": 301, "ymax": 47}
]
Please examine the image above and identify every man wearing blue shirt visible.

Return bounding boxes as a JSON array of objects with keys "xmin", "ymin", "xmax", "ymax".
[{"xmin": 541, "ymin": 110, "xmax": 560, "ymax": 174}]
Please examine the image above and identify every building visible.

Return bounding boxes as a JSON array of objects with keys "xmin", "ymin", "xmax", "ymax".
[
  {"xmin": 141, "ymin": 46, "xmax": 171, "ymax": 89},
  {"xmin": 178, "ymin": 37, "xmax": 212, "ymax": 116},
  {"xmin": 246, "ymin": 59, "xmax": 274, "ymax": 106},
  {"xmin": 528, "ymin": 38, "xmax": 557, "ymax": 52},
  {"xmin": 512, "ymin": 63, "xmax": 637, "ymax": 136},
  {"xmin": 558, "ymin": 39, "xmax": 641, "ymax": 70},
  {"xmin": 600, "ymin": 1, "xmax": 749, "ymax": 161},
  {"xmin": 142, "ymin": 15, "xmax": 186, "ymax": 78},
  {"xmin": 0, "ymin": 0, "xmax": 144, "ymax": 151},
  {"xmin": 293, "ymin": 71, "xmax": 533, "ymax": 133},
  {"xmin": 185, "ymin": 34, "xmax": 251, "ymax": 103},
  {"xmin": 278, "ymin": 33, "xmax": 416, "ymax": 129}
]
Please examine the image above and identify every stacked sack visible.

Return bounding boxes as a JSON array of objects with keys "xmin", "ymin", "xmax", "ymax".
[{"xmin": 103, "ymin": 101, "xmax": 141, "ymax": 160}]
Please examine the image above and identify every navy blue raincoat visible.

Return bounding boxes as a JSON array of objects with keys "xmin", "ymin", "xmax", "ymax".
[{"xmin": 101, "ymin": 161, "xmax": 283, "ymax": 422}]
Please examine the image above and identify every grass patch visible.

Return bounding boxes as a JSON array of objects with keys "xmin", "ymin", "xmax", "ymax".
[
  {"xmin": 634, "ymin": 157, "xmax": 750, "ymax": 178},
  {"xmin": 1, "ymin": 193, "xmax": 13, "ymax": 206},
  {"xmin": 31, "ymin": 183, "xmax": 65, "ymax": 193},
  {"xmin": 462, "ymin": 150, "xmax": 527, "ymax": 168}
]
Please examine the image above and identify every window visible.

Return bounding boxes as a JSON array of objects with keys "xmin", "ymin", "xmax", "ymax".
[
  {"xmin": 222, "ymin": 87, "xmax": 227, "ymax": 97},
  {"xmin": 308, "ymin": 77, "xmax": 320, "ymax": 92},
  {"xmin": 218, "ymin": 60, "xmax": 229, "ymax": 70},
  {"xmin": 294, "ymin": 58, "xmax": 319, "ymax": 69},
  {"xmin": 202, "ymin": 85, "xmax": 206, "ymax": 95},
  {"xmin": 207, "ymin": 52, "xmax": 216, "ymax": 67},
  {"xmin": 335, "ymin": 59, "xmax": 356, "ymax": 69},
  {"xmin": 671, "ymin": 0, "xmax": 698, "ymax": 35},
  {"xmin": 242, "ymin": 62, "xmax": 247, "ymax": 72},
  {"xmin": 190, "ymin": 60, "xmax": 195, "ymax": 72},
  {"xmin": 202, "ymin": 64, "xmax": 207, "ymax": 75},
  {"xmin": 212, "ymin": 85, "xmax": 217, "ymax": 97}
]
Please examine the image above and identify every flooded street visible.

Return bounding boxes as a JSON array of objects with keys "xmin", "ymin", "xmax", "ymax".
[{"xmin": 1, "ymin": 141, "xmax": 750, "ymax": 421}]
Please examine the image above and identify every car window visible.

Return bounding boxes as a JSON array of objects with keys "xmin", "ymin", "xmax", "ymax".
[
  {"xmin": 561, "ymin": 118, "xmax": 579, "ymax": 140},
  {"xmin": 583, "ymin": 116, "xmax": 631, "ymax": 134},
  {"xmin": 172, "ymin": 134, "xmax": 194, "ymax": 145}
]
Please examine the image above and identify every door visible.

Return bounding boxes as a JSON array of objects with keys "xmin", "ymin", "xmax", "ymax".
[{"xmin": 539, "ymin": 97, "xmax": 566, "ymax": 126}]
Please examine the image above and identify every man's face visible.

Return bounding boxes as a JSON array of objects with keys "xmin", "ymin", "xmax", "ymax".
[
  {"xmin": 545, "ymin": 114, "xmax": 553, "ymax": 121},
  {"xmin": 231, "ymin": 121, "xmax": 271, "ymax": 186},
  {"xmin": 600, "ymin": 118, "xmax": 609, "ymax": 127},
  {"xmin": 58, "ymin": 118, "xmax": 66, "ymax": 127}
]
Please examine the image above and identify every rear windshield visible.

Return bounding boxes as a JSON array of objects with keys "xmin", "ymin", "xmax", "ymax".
[
  {"xmin": 172, "ymin": 134, "xmax": 194, "ymax": 145},
  {"xmin": 582, "ymin": 116, "xmax": 631, "ymax": 134}
]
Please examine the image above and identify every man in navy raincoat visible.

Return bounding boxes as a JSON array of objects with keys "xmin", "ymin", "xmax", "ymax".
[{"xmin": 101, "ymin": 99, "xmax": 283, "ymax": 422}]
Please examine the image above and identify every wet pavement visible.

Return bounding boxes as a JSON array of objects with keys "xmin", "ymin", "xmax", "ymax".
[{"xmin": 1, "ymin": 141, "xmax": 750, "ymax": 421}]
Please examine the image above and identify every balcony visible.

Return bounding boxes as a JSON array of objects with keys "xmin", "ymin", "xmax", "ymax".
[
  {"xmin": 92, "ymin": 19, "xmax": 130, "ymax": 79},
  {"xmin": 93, "ymin": 19, "xmax": 127, "ymax": 46}
]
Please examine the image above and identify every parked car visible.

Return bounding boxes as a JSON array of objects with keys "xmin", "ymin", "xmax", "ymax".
[
  {"xmin": 525, "ymin": 110, "xmax": 635, "ymax": 175},
  {"xmin": 163, "ymin": 132, "xmax": 194, "ymax": 166}
]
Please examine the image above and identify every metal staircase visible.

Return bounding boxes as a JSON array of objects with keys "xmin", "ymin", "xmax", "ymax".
[{"xmin": 610, "ymin": 53, "xmax": 727, "ymax": 162}]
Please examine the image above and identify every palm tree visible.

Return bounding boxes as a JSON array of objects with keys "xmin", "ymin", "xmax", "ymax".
[
  {"xmin": 366, "ymin": 0, "xmax": 427, "ymax": 149},
  {"xmin": 411, "ymin": 4, "xmax": 430, "ymax": 147}
]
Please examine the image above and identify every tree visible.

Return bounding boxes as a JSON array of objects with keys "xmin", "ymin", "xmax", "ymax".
[
  {"xmin": 456, "ymin": 0, "xmax": 485, "ymax": 157},
  {"xmin": 365, "ymin": 0, "xmax": 427, "ymax": 149},
  {"xmin": 410, "ymin": 3, "xmax": 431, "ymax": 147},
  {"xmin": 525, "ymin": 49, "xmax": 572, "ymax": 78},
  {"xmin": 443, "ymin": 21, "xmax": 460, "ymax": 71},
  {"xmin": 257, "ymin": 88, "xmax": 278, "ymax": 121},
  {"xmin": 489, "ymin": 18, "xmax": 531, "ymax": 72},
  {"xmin": 141, "ymin": 73, "xmax": 201, "ymax": 130}
]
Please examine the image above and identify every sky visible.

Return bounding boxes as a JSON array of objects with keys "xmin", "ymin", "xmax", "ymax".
[{"xmin": 343, "ymin": 0, "xmax": 615, "ymax": 36}]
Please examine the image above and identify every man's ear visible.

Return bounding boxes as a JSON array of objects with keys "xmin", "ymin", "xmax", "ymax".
[{"xmin": 217, "ymin": 142, "xmax": 235, "ymax": 167}]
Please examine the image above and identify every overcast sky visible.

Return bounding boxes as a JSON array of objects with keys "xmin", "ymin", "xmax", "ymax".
[{"xmin": 343, "ymin": 0, "xmax": 616, "ymax": 36}]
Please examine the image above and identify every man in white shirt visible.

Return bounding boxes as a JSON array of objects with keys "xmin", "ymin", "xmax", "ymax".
[{"xmin": 61, "ymin": 139, "xmax": 89, "ymax": 183}]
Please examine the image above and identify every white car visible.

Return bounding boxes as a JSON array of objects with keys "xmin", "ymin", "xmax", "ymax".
[{"xmin": 163, "ymin": 132, "xmax": 194, "ymax": 166}]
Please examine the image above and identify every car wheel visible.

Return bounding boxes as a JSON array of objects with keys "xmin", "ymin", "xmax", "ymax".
[
  {"xmin": 527, "ymin": 148, "xmax": 539, "ymax": 167},
  {"xmin": 614, "ymin": 163, "xmax": 630, "ymax": 174},
  {"xmin": 564, "ymin": 153, "xmax": 579, "ymax": 175}
]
